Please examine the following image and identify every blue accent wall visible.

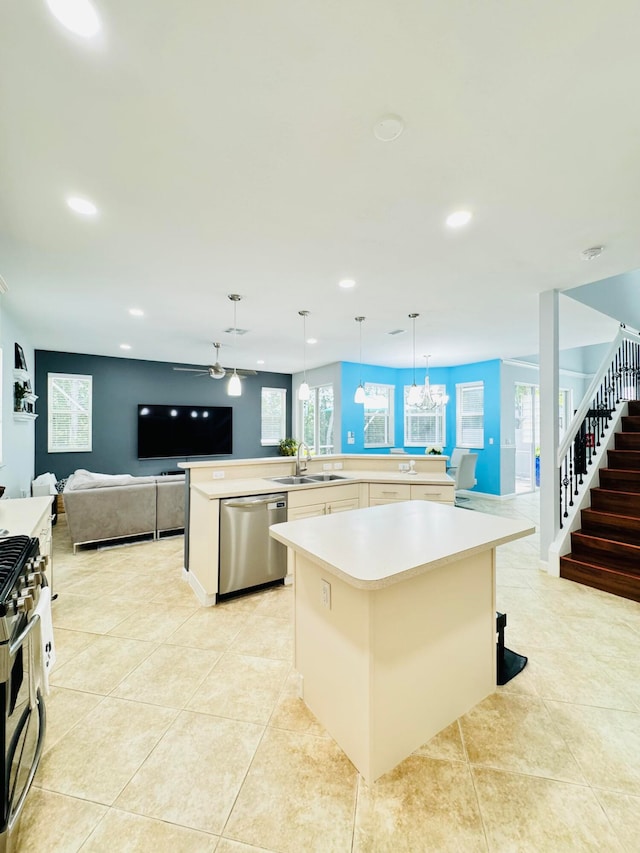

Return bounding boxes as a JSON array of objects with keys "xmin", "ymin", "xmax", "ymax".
[
  {"xmin": 341, "ymin": 357, "xmax": 502, "ymax": 495},
  {"xmin": 445, "ymin": 360, "xmax": 502, "ymax": 495},
  {"xmin": 34, "ymin": 350, "xmax": 292, "ymax": 480}
]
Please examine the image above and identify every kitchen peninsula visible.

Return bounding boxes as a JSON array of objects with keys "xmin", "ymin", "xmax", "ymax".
[
  {"xmin": 270, "ymin": 500, "xmax": 534, "ymax": 783},
  {"xmin": 180, "ymin": 454, "xmax": 454, "ymax": 605}
]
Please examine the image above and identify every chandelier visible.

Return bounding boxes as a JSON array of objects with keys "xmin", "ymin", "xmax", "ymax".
[{"xmin": 416, "ymin": 355, "xmax": 449, "ymax": 410}]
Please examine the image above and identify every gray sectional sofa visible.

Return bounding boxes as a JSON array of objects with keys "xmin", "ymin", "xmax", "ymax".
[{"xmin": 62, "ymin": 470, "xmax": 186, "ymax": 551}]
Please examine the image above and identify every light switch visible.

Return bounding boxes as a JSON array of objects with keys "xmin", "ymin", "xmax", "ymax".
[{"xmin": 321, "ymin": 579, "xmax": 331, "ymax": 609}]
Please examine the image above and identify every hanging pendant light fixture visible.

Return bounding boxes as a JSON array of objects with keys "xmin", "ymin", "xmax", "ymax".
[
  {"xmin": 298, "ymin": 310, "xmax": 310, "ymax": 401},
  {"xmin": 422, "ymin": 354, "xmax": 449, "ymax": 409},
  {"xmin": 354, "ymin": 316, "xmax": 366, "ymax": 404},
  {"xmin": 227, "ymin": 294, "xmax": 242, "ymax": 397},
  {"xmin": 407, "ymin": 313, "xmax": 423, "ymax": 405}
]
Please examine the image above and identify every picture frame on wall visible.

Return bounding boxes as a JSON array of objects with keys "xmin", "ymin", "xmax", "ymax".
[{"xmin": 14, "ymin": 343, "xmax": 27, "ymax": 371}]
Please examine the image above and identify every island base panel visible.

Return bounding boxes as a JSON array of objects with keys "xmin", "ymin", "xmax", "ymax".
[{"xmin": 293, "ymin": 550, "xmax": 496, "ymax": 783}]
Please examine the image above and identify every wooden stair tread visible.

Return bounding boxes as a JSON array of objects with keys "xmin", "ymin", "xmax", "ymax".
[{"xmin": 560, "ymin": 556, "xmax": 640, "ymax": 602}]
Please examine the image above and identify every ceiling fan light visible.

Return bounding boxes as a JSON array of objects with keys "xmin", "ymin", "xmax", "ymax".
[
  {"xmin": 298, "ymin": 382, "xmax": 310, "ymax": 402},
  {"xmin": 227, "ymin": 371, "xmax": 241, "ymax": 397}
]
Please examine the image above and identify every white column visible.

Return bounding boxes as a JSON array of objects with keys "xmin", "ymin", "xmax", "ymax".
[{"xmin": 539, "ymin": 290, "xmax": 559, "ymax": 565}]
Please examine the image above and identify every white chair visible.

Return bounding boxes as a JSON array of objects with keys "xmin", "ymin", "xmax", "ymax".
[
  {"xmin": 454, "ymin": 453, "xmax": 478, "ymax": 505},
  {"xmin": 446, "ymin": 447, "xmax": 468, "ymax": 478}
]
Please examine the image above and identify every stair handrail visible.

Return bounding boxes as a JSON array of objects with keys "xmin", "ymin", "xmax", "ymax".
[{"xmin": 557, "ymin": 325, "xmax": 640, "ymax": 466}]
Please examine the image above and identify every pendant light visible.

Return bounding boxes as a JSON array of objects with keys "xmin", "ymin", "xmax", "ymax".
[
  {"xmin": 354, "ymin": 316, "xmax": 366, "ymax": 404},
  {"xmin": 422, "ymin": 354, "xmax": 449, "ymax": 409},
  {"xmin": 298, "ymin": 310, "xmax": 310, "ymax": 401},
  {"xmin": 407, "ymin": 313, "xmax": 423, "ymax": 405},
  {"xmin": 227, "ymin": 294, "xmax": 242, "ymax": 397}
]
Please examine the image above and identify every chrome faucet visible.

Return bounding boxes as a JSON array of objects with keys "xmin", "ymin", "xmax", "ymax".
[{"xmin": 295, "ymin": 441, "xmax": 311, "ymax": 475}]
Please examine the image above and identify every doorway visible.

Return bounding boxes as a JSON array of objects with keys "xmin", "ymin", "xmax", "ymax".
[{"xmin": 514, "ymin": 383, "xmax": 539, "ymax": 493}]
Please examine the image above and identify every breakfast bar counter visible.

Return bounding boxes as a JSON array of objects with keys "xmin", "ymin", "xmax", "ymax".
[{"xmin": 270, "ymin": 500, "xmax": 534, "ymax": 782}]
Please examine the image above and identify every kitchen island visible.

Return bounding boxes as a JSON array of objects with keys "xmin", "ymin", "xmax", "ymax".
[{"xmin": 270, "ymin": 500, "xmax": 534, "ymax": 783}]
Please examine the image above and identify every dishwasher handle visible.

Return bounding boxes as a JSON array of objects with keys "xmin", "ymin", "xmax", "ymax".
[{"xmin": 222, "ymin": 494, "xmax": 287, "ymax": 509}]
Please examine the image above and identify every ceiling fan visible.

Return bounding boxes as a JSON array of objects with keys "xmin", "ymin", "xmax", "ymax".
[{"xmin": 173, "ymin": 342, "xmax": 257, "ymax": 380}]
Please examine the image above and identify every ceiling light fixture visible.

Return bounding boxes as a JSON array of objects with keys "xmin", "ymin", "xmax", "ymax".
[
  {"xmin": 421, "ymin": 355, "xmax": 449, "ymax": 410},
  {"xmin": 46, "ymin": 0, "xmax": 101, "ymax": 38},
  {"xmin": 119, "ymin": 344, "xmax": 131, "ymax": 351},
  {"xmin": 298, "ymin": 310, "xmax": 310, "ymax": 401},
  {"xmin": 339, "ymin": 279, "xmax": 356, "ymax": 289},
  {"xmin": 373, "ymin": 114, "xmax": 405, "ymax": 142},
  {"xmin": 407, "ymin": 314, "xmax": 423, "ymax": 405},
  {"xmin": 67, "ymin": 196, "xmax": 97, "ymax": 216},
  {"xmin": 446, "ymin": 210, "xmax": 472, "ymax": 229},
  {"xmin": 307, "ymin": 337, "xmax": 318, "ymax": 345},
  {"xmin": 581, "ymin": 246, "xmax": 604, "ymax": 261},
  {"xmin": 129, "ymin": 308, "xmax": 144, "ymax": 317},
  {"xmin": 354, "ymin": 317, "xmax": 366, "ymax": 404},
  {"xmin": 227, "ymin": 294, "xmax": 242, "ymax": 397}
]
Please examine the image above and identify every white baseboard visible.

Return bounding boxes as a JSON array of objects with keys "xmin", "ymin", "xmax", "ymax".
[{"xmin": 184, "ymin": 568, "xmax": 217, "ymax": 606}]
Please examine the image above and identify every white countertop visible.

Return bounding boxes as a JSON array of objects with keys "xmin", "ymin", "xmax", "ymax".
[
  {"xmin": 0, "ymin": 496, "xmax": 54, "ymax": 535},
  {"xmin": 270, "ymin": 501, "xmax": 534, "ymax": 589},
  {"xmin": 191, "ymin": 470, "xmax": 453, "ymax": 500}
]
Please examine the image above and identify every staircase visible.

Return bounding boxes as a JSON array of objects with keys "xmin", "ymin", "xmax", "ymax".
[{"xmin": 560, "ymin": 400, "xmax": 640, "ymax": 602}]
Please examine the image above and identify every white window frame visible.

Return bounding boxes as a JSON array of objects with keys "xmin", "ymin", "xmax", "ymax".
[
  {"xmin": 48, "ymin": 373, "xmax": 93, "ymax": 453},
  {"xmin": 456, "ymin": 381, "xmax": 484, "ymax": 449},
  {"xmin": 260, "ymin": 387, "xmax": 287, "ymax": 446},
  {"xmin": 364, "ymin": 383, "xmax": 395, "ymax": 448},
  {"xmin": 403, "ymin": 385, "xmax": 447, "ymax": 447},
  {"xmin": 301, "ymin": 384, "xmax": 334, "ymax": 455}
]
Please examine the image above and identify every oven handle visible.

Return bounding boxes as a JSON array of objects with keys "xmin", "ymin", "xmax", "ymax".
[
  {"xmin": 7, "ymin": 688, "xmax": 46, "ymax": 833},
  {"xmin": 9, "ymin": 611, "xmax": 40, "ymax": 659}
]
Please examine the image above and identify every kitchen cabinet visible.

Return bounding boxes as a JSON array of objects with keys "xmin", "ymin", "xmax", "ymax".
[
  {"xmin": 287, "ymin": 483, "xmax": 360, "ymax": 520},
  {"xmin": 368, "ymin": 483, "xmax": 411, "ymax": 505},
  {"xmin": 410, "ymin": 484, "xmax": 454, "ymax": 504}
]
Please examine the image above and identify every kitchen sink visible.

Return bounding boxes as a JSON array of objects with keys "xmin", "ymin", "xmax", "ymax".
[
  {"xmin": 269, "ymin": 476, "xmax": 317, "ymax": 485},
  {"xmin": 304, "ymin": 473, "xmax": 349, "ymax": 482}
]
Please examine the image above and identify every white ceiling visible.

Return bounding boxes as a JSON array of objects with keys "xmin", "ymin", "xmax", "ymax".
[{"xmin": 1, "ymin": 1, "xmax": 639, "ymax": 375}]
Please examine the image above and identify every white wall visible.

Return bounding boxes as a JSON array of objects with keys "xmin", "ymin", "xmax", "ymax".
[{"xmin": 1, "ymin": 301, "xmax": 37, "ymax": 497}]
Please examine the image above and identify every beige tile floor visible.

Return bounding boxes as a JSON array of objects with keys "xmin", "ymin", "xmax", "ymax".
[{"xmin": 15, "ymin": 492, "xmax": 640, "ymax": 852}]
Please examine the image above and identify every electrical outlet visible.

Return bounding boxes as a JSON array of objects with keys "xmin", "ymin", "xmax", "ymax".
[
  {"xmin": 213, "ymin": 471, "xmax": 225, "ymax": 479},
  {"xmin": 323, "ymin": 463, "xmax": 332, "ymax": 470},
  {"xmin": 334, "ymin": 462, "xmax": 343, "ymax": 470},
  {"xmin": 321, "ymin": 579, "xmax": 331, "ymax": 609}
]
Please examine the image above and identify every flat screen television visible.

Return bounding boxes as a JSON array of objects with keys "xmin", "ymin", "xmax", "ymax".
[{"xmin": 137, "ymin": 404, "xmax": 233, "ymax": 459}]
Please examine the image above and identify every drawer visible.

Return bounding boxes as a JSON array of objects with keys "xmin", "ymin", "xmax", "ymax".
[
  {"xmin": 410, "ymin": 484, "xmax": 454, "ymax": 503},
  {"xmin": 368, "ymin": 483, "xmax": 411, "ymax": 501}
]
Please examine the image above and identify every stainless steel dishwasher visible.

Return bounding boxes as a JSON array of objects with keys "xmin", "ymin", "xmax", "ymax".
[{"xmin": 219, "ymin": 493, "xmax": 288, "ymax": 596}]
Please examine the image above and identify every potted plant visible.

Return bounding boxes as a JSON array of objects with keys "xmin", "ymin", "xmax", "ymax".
[{"xmin": 278, "ymin": 438, "xmax": 299, "ymax": 457}]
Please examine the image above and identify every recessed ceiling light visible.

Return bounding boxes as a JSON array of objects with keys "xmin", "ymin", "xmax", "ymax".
[
  {"xmin": 120, "ymin": 344, "xmax": 131, "ymax": 350},
  {"xmin": 339, "ymin": 279, "xmax": 356, "ymax": 289},
  {"xmin": 67, "ymin": 196, "xmax": 98, "ymax": 216},
  {"xmin": 373, "ymin": 114, "xmax": 405, "ymax": 142},
  {"xmin": 257, "ymin": 359, "xmax": 265, "ymax": 365},
  {"xmin": 446, "ymin": 210, "xmax": 472, "ymax": 228},
  {"xmin": 46, "ymin": 0, "xmax": 101, "ymax": 38},
  {"xmin": 129, "ymin": 308, "xmax": 144, "ymax": 317},
  {"xmin": 581, "ymin": 246, "xmax": 604, "ymax": 261},
  {"xmin": 307, "ymin": 338, "xmax": 318, "ymax": 345}
]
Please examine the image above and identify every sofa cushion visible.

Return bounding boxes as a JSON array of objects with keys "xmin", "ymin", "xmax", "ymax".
[{"xmin": 64, "ymin": 470, "xmax": 155, "ymax": 491}]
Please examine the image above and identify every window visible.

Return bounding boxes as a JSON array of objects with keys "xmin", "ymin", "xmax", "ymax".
[
  {"xmin": 364, "ymin": 383, "xmax": 394, "ymax": 448},
  {"xmin": 456, "ymin": 381, "xmax": 484, "ymax": 448},
  {"xmin": 260, "ymin": 387, "xmax": 287, "ymax": 446},
  {"xmin": 302, "ymin": 384, "xmax": 334, "ymax": 455},
  {"xmin": 404, "ymin": 386, "xmax": 447, "ymax": 447},
  {"xmin": 558, "ymin": 388, "xmax": 572, "ymax": 439},
  {"xmin": 48, "ymin": 373, "xmax": 92, "ymax": 452}
]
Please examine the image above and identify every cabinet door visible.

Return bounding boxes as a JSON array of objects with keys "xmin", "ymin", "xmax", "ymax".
[
  {"xmin": 326, "ymin": 497, "xmax": 359, "ymax": 515},
  {"xmin": 288, "ymin": 503, "xmax": 325, "ymax": 521}
]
